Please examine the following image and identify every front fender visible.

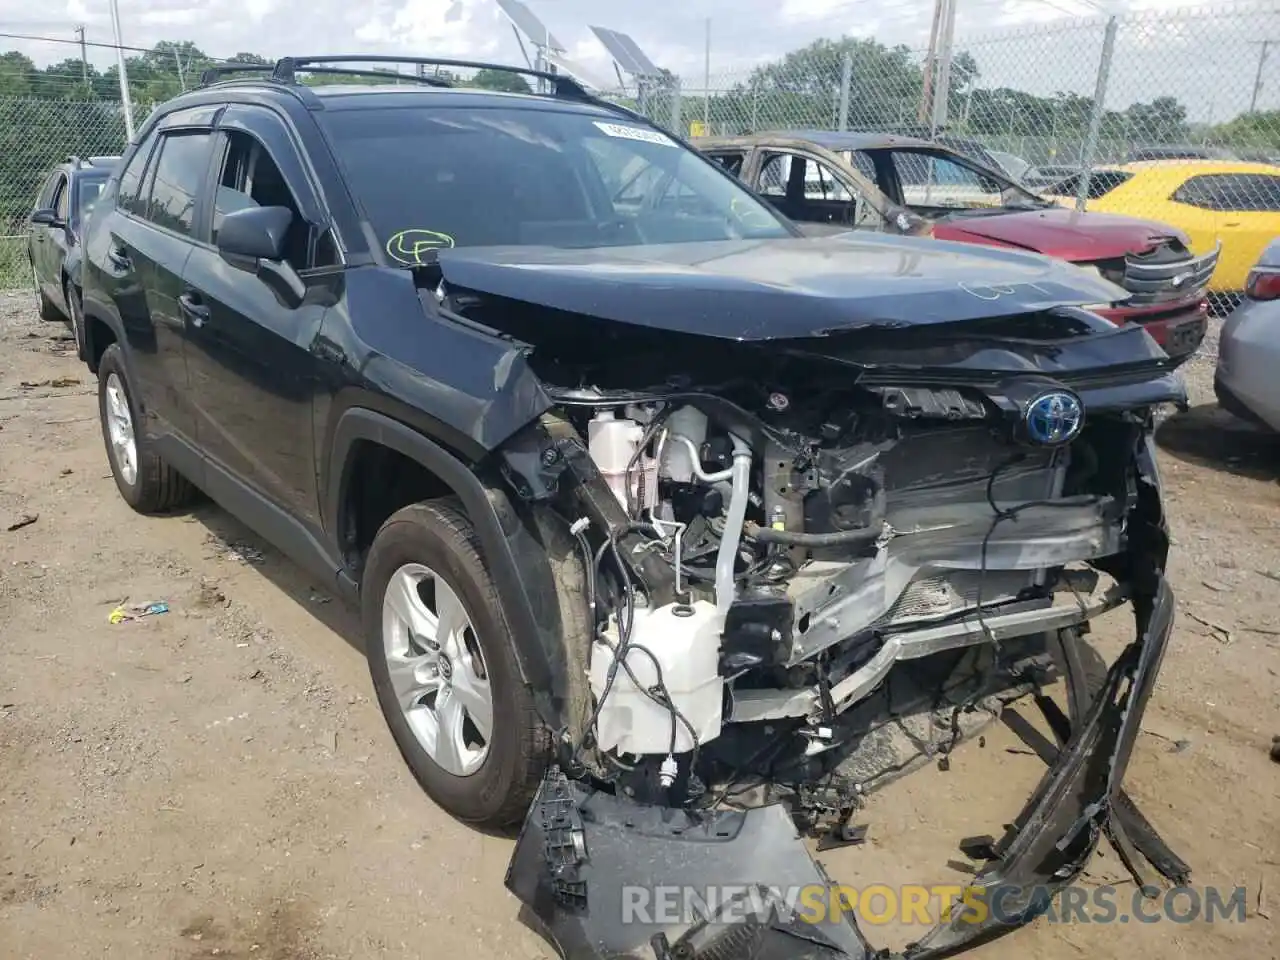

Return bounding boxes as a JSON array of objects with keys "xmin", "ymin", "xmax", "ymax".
[{"xmin": 326, "ymin": 407, "xmax": 585, "ymax": 737}]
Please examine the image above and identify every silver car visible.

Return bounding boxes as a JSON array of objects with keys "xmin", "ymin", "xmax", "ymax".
[{"xmin": 1216, "ymin": 238, "xmax": 1280, "ymax": 431}]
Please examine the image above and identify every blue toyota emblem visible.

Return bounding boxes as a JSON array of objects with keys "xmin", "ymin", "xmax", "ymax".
[{"xmin": 1025, "ymin": 391, "xmax": 1084, "ymax": 445}]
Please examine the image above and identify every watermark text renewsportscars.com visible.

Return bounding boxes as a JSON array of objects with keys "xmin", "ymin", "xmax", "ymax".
[{"xmin": 620, "ymin": 883, "xmax": 1249, "ymax": 927}]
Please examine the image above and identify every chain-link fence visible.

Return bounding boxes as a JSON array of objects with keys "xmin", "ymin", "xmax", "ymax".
[
  {"xmin": 0, "ymin": 97, "xmax": 134, "ymax": 290},
  {"xmin": 607, "ymin": 1, "xmax": 1280, "ymax": 235}
]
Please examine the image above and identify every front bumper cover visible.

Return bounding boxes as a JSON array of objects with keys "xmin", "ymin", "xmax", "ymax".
[{"xmin": 505, "ymin": 572, "xmax": 1179, "ymax": 960}]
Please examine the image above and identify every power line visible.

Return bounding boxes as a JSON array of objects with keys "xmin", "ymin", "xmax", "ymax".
[{"xmin": 0, "ymin": 29, "xmax": 232, "ymax": 62}]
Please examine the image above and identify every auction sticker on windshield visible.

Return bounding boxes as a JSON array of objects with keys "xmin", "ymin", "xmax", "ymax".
[{"xmin": 593, "ymin": 121, "xmax": 677, "ymax": 148}]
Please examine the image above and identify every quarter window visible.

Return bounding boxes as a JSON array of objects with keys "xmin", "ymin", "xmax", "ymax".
[
  {"xmin": 1173, "ymin": 173, "xmax": 1280, "ymax": 212},
  {"xmin": 142, "ymin": 131, "xmax": 216, "ymax": 236}
]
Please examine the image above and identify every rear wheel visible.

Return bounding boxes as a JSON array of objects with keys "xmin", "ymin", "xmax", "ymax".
[
  {"xmin": 362, "ymin": 499, "xmax": 550, "ymax": 827},
  {"xmin": 96, "ymin": 344, "xmax": 195, "ymax": 513},
  {"xmin": 64, "ymin": 280, "xmax": 86, "ymax": 362}
]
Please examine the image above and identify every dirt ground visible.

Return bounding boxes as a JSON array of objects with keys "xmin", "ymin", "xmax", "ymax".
[{"xmin": 1, "ymin": 291, "xmax": 1277, "ymax": 960}]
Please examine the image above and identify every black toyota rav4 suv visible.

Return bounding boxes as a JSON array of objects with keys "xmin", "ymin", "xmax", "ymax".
[{"xmin": 80, "ymin": 56, "xmax": 1188, "ymax": 960}]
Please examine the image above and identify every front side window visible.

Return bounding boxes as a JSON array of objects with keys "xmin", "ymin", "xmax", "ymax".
[
  {"xmin": 77, "ymin": 177, "xmax": 107, "ymax": 215},
  {"xmin": 317, "ymin": 106, "xmax": 791, "ymax": 257},
  {"xmin": 878, "ymin": 148, "xmax": 1043, "ymax": 210},
  {"xmin": 142, "ymin": 131, "xmax": 215, "ymax": 236}
]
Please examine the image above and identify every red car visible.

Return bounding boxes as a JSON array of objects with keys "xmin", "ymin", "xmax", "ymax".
[{"xmin": 698, "ymin": 132, "xmax": 1219, "ymax": 362}]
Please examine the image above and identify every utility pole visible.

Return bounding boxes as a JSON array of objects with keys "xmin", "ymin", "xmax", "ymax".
[
  {"xmin": 108, "ymin": 0, "xmax": 135, "ymax": 141},
  {"xmin": 703, "ymin": 18, "xmax": 711, "ymax": 132},
  {"xmin": 930, "ymin": 0, "xmax": 958, "ymax": 135},
  {"xmin": 919, "ymin": 0, "xmax": 945, "ymax": 123},
  {"xmin": 75, "ymin": 24, "xmax": 88, "ymax": 90},
  {"xmin": 1248, "ymin": 40, "xmax": 1274, "ymax": 113}
]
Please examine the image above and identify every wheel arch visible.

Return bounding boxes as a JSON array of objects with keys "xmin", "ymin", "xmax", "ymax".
[{"xmin": 328, "ymin": 407, "xmax": 584, "ymax": 740}]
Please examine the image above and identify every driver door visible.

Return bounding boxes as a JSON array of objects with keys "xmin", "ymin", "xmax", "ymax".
[{"xmin": 180, "ymin": 106, "xmax": 337, "ymax": 527}]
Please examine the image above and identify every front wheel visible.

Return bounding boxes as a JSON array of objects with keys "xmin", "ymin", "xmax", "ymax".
[{"xmin": 362, "ymin": 499, "xmax": 550, "ymax": 828}]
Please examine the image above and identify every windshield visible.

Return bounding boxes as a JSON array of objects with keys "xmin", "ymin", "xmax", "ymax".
[{"xmin": 318, "ymin": 105, "xmax": 792, "ymax": 260}]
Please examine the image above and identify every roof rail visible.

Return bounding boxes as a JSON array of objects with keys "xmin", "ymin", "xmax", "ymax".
[
  {"xmin": 198, "ymin": 62, "xmax": 275, "ymax": 86},
  {"xmin": 65, "ymin": 154, "xmax": 82, "ymax": 168},
  {"xmin": 270, "ymin": 55, "xmax": 592, "ymax": 101},
  {"xmin": 196, "ymin": 62, "xmax": 453, "ymax": 90}
]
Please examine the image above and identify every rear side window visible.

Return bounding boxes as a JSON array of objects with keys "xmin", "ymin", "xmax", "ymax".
[
  {"xmin": 141, "ymin": 131, "xmax": 216, "ymax": 236},
  {"xmin": 707, "ymin": 152, "xmax": 745, "ymax": 177},
  {"xmin": 117, "ymin": 132, "xmax": 160, "ymax": 215},
  {"xmin": 1173, "ymin": 173, "xmax": 1280, "ymax": 212}
]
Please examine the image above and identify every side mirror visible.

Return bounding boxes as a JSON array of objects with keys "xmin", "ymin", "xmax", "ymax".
[
  {"xmin": 217, "ymin": 205, "xmax": 293, "ymax": 262},
  {"xmin": 30, "ymin": 208, "xmax": 61, "ymax": 227},
  {"xmin": 217, "ymin": 205, "xmax": 306, "ymax": 309}
]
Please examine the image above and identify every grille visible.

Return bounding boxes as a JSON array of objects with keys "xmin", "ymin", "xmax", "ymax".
[{"xmin": 1122, "ymin": 241, "xmax": 1220, "ymax": 304}]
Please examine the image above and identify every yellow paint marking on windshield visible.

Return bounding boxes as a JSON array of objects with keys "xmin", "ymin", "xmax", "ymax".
[{"xmin": 386, "ymin": 228, "xmax": 456, "ymax": 266}]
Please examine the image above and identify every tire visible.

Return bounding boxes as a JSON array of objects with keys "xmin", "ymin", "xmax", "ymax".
[
  {"xmin": 362, "ymin": 498, "xmax": 550, "ymax": 828},
  {"xmin": 64, "ymin": 279, "xmax": 87, "ymax": 362},
  {"xmin": 96, "ymin": 343, "xmax": 195, "ymax": 513},
  {"xmin": 33, "ymin": 261, "xmax": 62, "ymax": 322}
]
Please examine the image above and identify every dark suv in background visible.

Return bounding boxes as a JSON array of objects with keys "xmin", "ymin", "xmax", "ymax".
[
  {"xmin": 75, "ymin": 55, "xmax": 1186, "ymax": 960},
  {"xmin": 28, "ymin": 154, "xmax": 119, "ymax": 356}
]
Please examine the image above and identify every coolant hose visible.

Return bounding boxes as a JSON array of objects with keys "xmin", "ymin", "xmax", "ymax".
[
  {"xmin": 716, "ymin": 435, "xmax": 752, "ymax": 616},
  {"xmin": 748, "ymin": 523, "xmax": 883, "ymax": 547}
]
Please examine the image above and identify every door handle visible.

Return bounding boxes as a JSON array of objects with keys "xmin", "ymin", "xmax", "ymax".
[
  {"xmin": 179, "ymin": 292, "xmax": 210, "ymax": 327},
  {"xmin": 106, "ymin": 245, "xmax": 131, "ymax": 270}
]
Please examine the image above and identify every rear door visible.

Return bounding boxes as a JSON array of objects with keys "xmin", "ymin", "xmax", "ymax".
[
  {"xmin": 97, "ymin": 106, "xmax": 221, "ymax": 442},
  {"xmin": 180, "ymin": 105, "xmax": 338, "ymax": 527}
]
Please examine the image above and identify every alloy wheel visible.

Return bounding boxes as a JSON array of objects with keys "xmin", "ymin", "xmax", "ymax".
[{"xmin": 381, "ymin": 562, "xmax": 493, "ymax": 777}]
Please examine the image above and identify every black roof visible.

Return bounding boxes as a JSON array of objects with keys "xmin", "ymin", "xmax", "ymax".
[{"xmin": 765, "ymin": 129, "xmax": 939, "ymax": 151}]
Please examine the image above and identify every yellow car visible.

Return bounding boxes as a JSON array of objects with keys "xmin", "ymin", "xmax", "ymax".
[{"xmin": 1044, "ymin": 160, "xmax": 1280, "ymax": 294}]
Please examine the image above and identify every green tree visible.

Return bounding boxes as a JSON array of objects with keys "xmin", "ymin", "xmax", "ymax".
[{"xmin": 470, "ymin": 68, "xmax": 531, "ymax": 93}]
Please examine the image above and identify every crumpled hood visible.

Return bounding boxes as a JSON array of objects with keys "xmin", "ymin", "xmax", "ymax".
[
  {"xmin": 434, "ymin": 234, "xmax": 1128, "ymax": 340},
  {"xmin": 933, "ymin": 208, "xmax": 1188, "ymax": 262}
]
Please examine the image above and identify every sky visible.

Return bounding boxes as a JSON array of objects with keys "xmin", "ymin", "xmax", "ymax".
[{"xmin": 1, "ymin": 0, "xmax": 1277, "ymax": 122}]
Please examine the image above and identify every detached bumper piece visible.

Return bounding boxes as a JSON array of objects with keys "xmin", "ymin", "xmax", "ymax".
[{"xmin": 505, "ymin": 579, "xmax": 1181, "ymax": 960}]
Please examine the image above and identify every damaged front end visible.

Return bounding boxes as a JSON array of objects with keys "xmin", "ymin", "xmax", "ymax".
[{"xmin": 420, "ymin": 242, "xmax": 1188, "ymax": 959}]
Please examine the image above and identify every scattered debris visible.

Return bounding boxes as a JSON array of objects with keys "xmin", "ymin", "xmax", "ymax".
[
  {"xmin": 1259, "ymin": 873, "xmax": 1270, "ymax": 920},
  {"xmin": 19, "ymin": 377, "xmax": 80, "ymax": 389},
  {"xmin": 60, "ymin": 468, "xmax": 72, "ymax": 476},
  {"xmin": 5, "ymin": 514, "xmax": 37, "ymax": 532},
  {"xmin": 1169, "ymin": 739, "xmax": 1192, "ymax": 754},
  {"xmin": 1245, "ymin": 624, "xmax": 1280, "ymax": 636},
  {"xmin": 44, "ymin": 416, "xmax": 94, "ymax": 425},
  {"xmin": 1271, "ymin": 736, "xmax": 1280, "ymax": 765},
  {"xmin": 205, "ymin": 532, "xmax": 264, "ymax": 564},
  {"xmin": 1258, "ymin": 569, "xmax": 1280, "ymax": 585},
  {"xmin": 109, "ymin": 601, "xmax": 169, "ymax": 624},
  {"xmin": 1201, "ymin": 579, "xmax": 1233, "ymax": 593},
  {"xmin": 1185, "ymin": 610, "xmax": 1233, "ymax": 644},
  {"xmin": 308, "ymin": 590, "xmax": 332, "ymax": 604}
]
